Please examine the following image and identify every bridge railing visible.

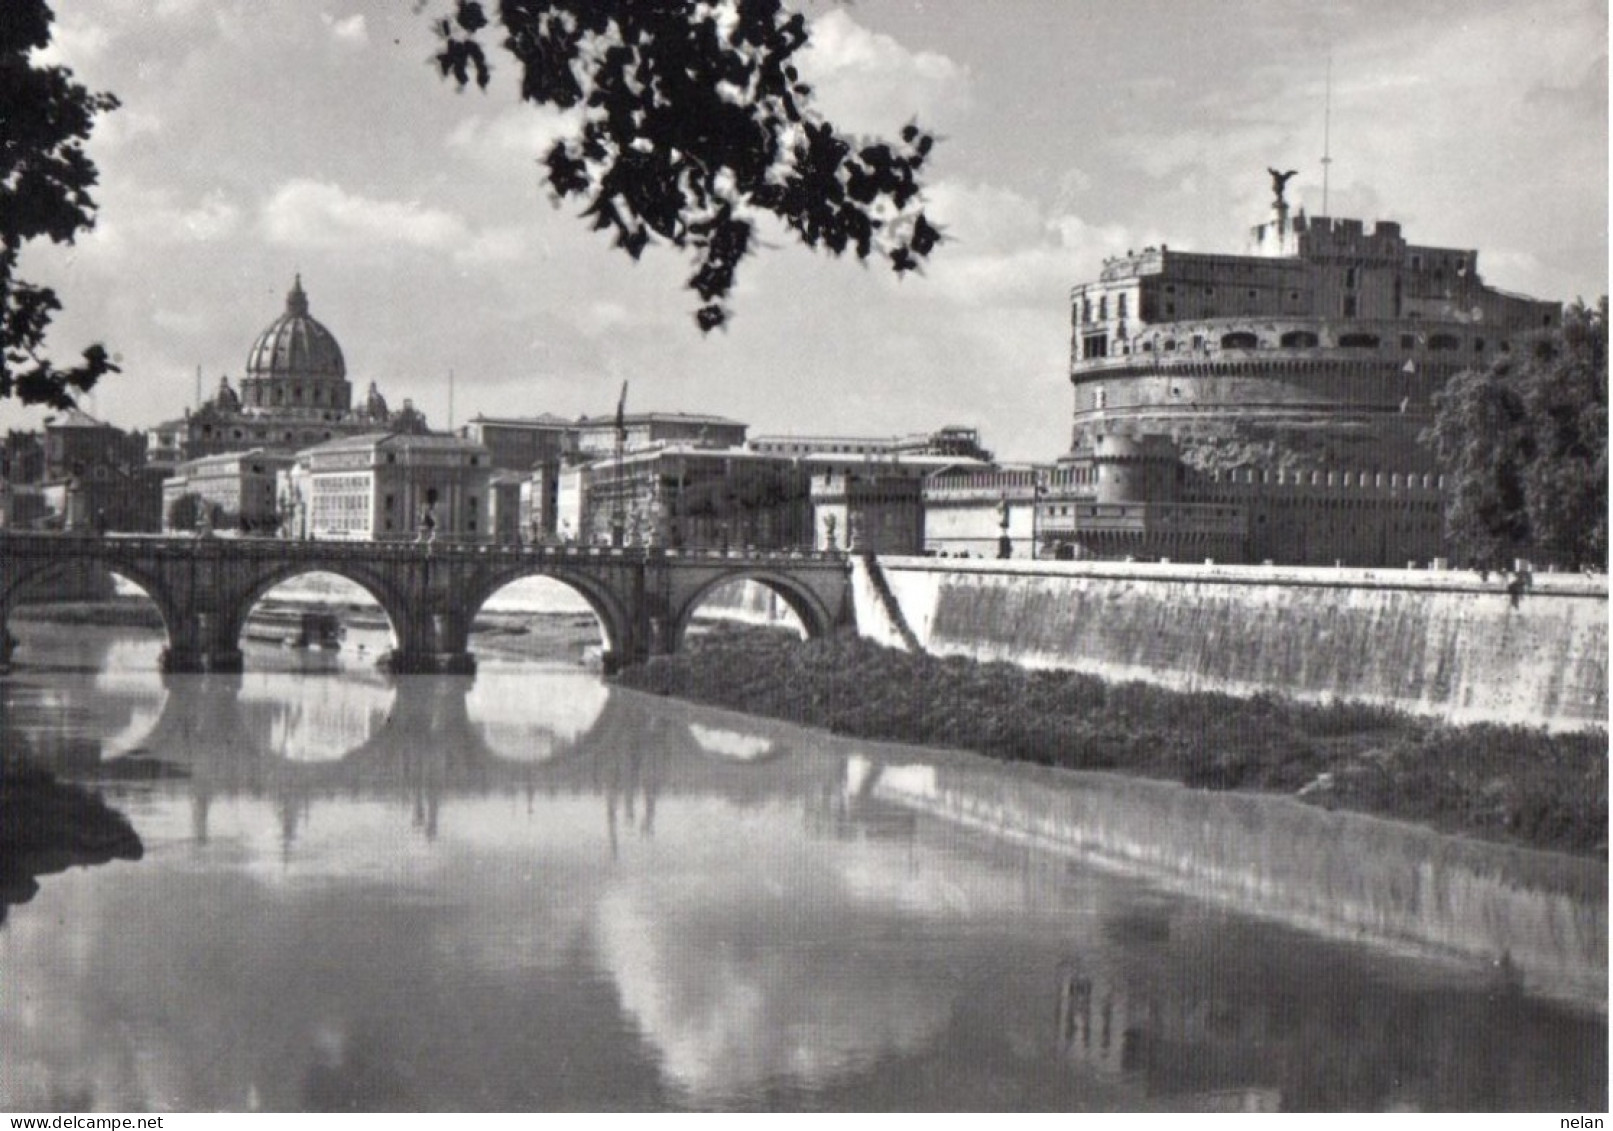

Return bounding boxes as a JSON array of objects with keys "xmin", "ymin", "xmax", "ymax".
[{"xmin": 0, "ymin": 530, "xmax": 850, "ymax": 564}]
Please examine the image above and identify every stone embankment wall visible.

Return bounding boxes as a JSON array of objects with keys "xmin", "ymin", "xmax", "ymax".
[
  {"xmin": 852, "ymin": 557, "xmax": 1607, "ymax": 732},
  {"xmin": 860, "ymin": 754, "xmax": 1607, "ymax": 1010}
]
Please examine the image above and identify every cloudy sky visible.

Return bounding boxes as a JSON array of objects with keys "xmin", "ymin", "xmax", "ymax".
[{"xmin": 11, "ymin": 0, "xmax": 1607, "ymax": 460}]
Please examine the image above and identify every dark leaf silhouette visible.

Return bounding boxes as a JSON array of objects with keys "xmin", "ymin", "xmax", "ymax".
[
  {"xmin": 431, "ymin": 0, "xmax": 943, "ymax": 331},
  {"xmin": 1, "ymin": 1, "xmax": 122, "ymax": 406}
]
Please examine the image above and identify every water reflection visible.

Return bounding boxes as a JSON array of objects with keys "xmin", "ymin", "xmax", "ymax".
[
  {"xmin": 0, "ymin": 625, "xmax": 1604, "ymax": 1112},
  {"xmin": 0, "ymin": 768, "xmax": 143, "ymax": 925}
]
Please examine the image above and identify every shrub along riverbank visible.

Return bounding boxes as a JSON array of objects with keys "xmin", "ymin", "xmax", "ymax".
[{"xmin": 616, "ymin": 629, "xmax": 1608, "ymax": 858}]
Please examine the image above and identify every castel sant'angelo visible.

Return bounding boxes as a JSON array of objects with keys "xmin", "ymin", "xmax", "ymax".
[{"xmin": 1014, "ymin": 172, "xmax": 1561, "ymax": 567}]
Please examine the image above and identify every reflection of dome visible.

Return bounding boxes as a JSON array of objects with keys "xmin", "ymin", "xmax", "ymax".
[{"xmin": 241, "ymin": 276, "xmax": 352, "ymax": 414}]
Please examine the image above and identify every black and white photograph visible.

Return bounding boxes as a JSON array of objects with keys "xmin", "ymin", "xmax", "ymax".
[{"xmin": 0, "ymin": 0, "xmax": 1606, "ymax": 1115}]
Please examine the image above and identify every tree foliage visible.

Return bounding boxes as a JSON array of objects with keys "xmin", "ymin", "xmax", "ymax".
[
  {"xmin": 1, "ymin": 1, "xmax": 120, "ymax": 407},
  {"xmin": 1426, "ymin": 298, "xmax": 1608, "ymax": 571},
  {"xmin": 165, "ymin": 492, "xmax": 217, "ymax": 533},
  {"xmin": 432, "ymin": 0, "xmax": 942, "ymax": 331}
]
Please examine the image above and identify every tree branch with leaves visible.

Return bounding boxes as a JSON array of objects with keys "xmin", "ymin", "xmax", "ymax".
[
  {"xmin": 432, "ymin": 0, "xmax": 942, "ymax": 331},
  {"xmin": 1, "ymin": 1, "xmax": 121, "ymax": 407}
]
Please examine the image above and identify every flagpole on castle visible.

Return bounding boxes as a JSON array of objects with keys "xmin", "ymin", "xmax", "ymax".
[{"xmin": 611, "ymin": 381, "xmax": 628, "ymax": 547}]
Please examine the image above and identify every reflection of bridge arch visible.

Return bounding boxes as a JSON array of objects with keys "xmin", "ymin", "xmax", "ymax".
[
  {"xmin": 230, "ymin": 563, "xmax": 411, "ymax": 651},
  {"xmin": 459, "ymin": 564, "xmax": 630, "ymax": 661},
  {"xmin": 668, "ymin": 567, "xmax": 837, "ymax": 652},
  {"xmin": 137, "ymin": 670, "xmax": 614, "ymax": 774}
]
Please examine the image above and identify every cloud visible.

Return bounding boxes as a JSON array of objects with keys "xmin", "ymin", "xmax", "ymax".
[
  {"xmin": 445, "ymin": 106, "xmax": 580, "ymax": 171},
  {"xmin": 30, "ymin": 16, "xmax": 112, "ymax": 67},
  {"xmin": 450, "ymin": 222, "xmax": 540, "ymax": 266},
  {"xmin": 322, "ymin": 13, "xmax": 368, "ymax": 48},
  {"xmin": 169, "ymin": 191, "xmax": 242, "ymax": 242},
  {"xmin": 260, "ymin": 179, "xmax": 468, "ymax": 252},
  {"xmin": 797, "ymin": 9, "xmax": 973, "ymax": 134},
  {"xmin": 888, "ymin": 179, "xmax": 1146, "ymax": 310},
  {"xmin": 92, "ymin": 107, "xmax": 163, "ymax": 151}
]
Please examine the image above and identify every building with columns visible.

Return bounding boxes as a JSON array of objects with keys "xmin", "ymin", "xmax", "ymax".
[{"xmin": 281, "ymin": 432, "xmax": 493, "ymax": 542}]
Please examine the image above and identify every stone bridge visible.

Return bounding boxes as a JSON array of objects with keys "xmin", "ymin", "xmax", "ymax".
[{"xmin": 0, "ymin": 533, "xmax": 853, "ymax": 673}]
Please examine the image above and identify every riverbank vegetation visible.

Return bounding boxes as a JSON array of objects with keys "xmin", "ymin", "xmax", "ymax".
[{"xmin": 617, "ymin": 629, "xmax": 1608, "ymax": 857}]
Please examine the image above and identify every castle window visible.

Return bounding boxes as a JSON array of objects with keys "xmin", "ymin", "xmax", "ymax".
[
  {"xmin": 1339, "ymin": 332, "xmax": 1380, "ymax": 348},
  {"xmin": 1344, "ymin": 266, "xmax": 1358, "ymax": 289},
  {"xmin": 1428, "ymin": 334, "xmax": 1460, "ymax": 351},
  {"xmin": 1411, "ymin": 255, "xmax": 1422, "ymax": 271},
  {"xmin": 1165, "ymin": 303, "xmax": 1176, "ymax": 317},
  {"xmin": 1474, "ymin": 339, "xmax": 1485, "ymax": 352},
  {"xmin": 1401, "ymin": 334, "xmax": 1416, "ymax": 349},
  {"xmin": 1163, "ymin": 339, "xmax": 1177, "ymax": 352},
  {"xmin": 1098, "ymin": 296, "xmax": 1108, "ymax": 320},
  {"xmin": 1220, "ymin": 331, "xmax": 1258, "ymax": 349},
  {"xmin": 1117, "ymin": 294, "xmax": 1128, "ymax": 319},
  {"xmin": 1280, "ymin": 330, "xmax": 1319, "ymax": 348},
  {"xmin": 1342, "ymin": 295, "xmax": 1357, "ymax": 317}
]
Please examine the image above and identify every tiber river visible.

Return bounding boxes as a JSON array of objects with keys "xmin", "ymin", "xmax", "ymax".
[{"xmin": 0, "ymin": 602, "xmax": 1605, "ymax": 1112}]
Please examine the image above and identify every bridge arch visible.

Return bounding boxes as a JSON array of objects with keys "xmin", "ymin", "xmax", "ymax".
[
  {"xmin": 0, "ymin": 558, "xmax": 185, "ymax": 661},
  {"xmin": 227, "ymin": 562, "xmax": 413, "ymax": 656},
  {"xmin": 461, "ymin": 564, "xmax": 636, "ymax": 665},
  {"xmin": 668, "ymin": 567, "xmax": 837, "ymax": 653}
]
